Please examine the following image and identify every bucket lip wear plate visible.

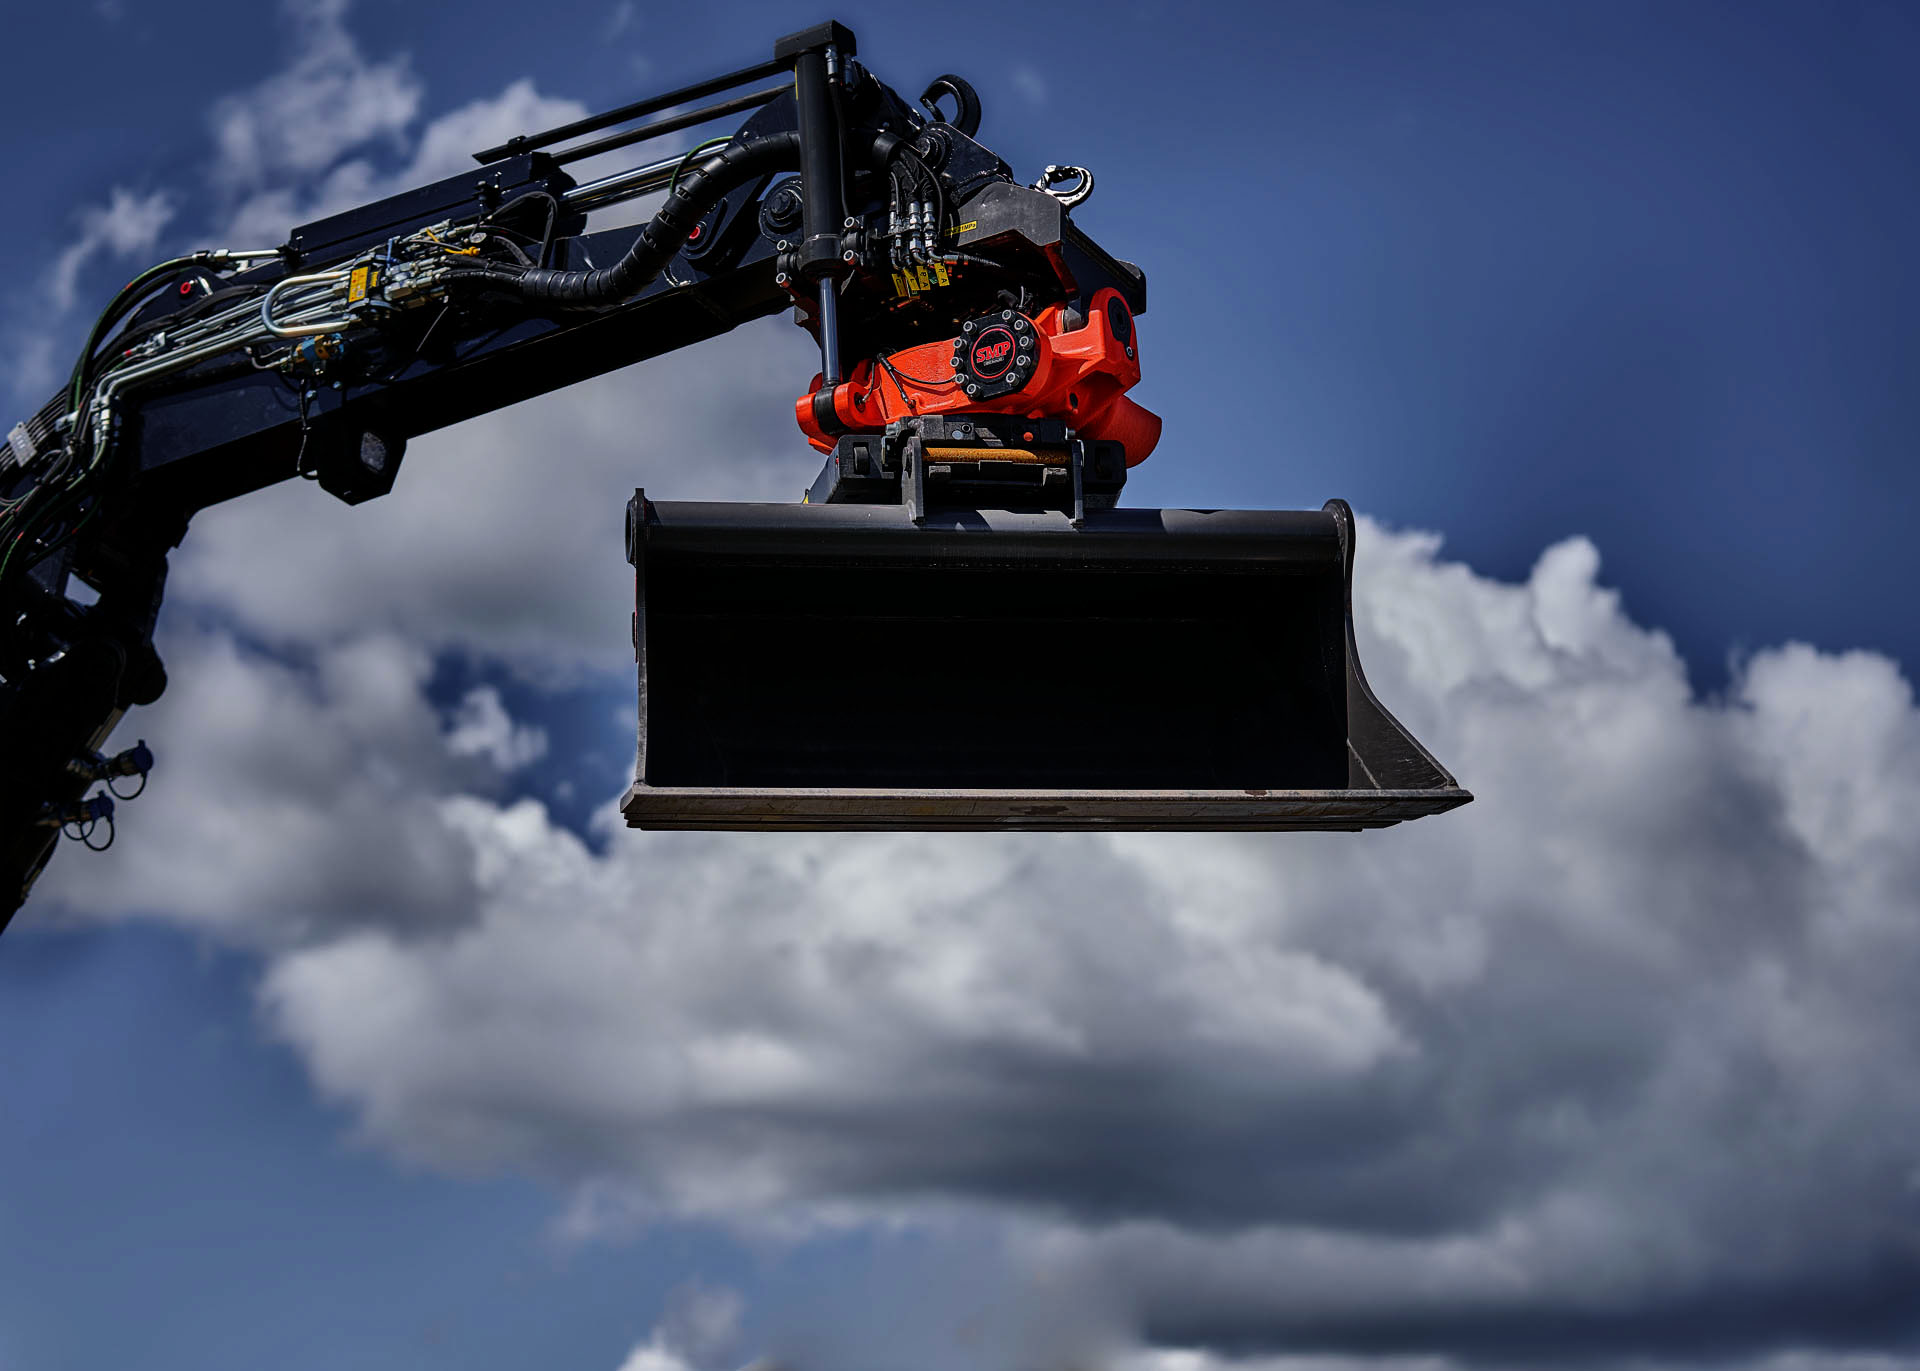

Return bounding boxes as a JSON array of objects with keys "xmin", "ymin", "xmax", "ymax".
[
  {"xmin": 622, "ymin": 494, "xmax": 1473, "ymax": 833},
  {"xmin": 622, "ymin": 785, "xmax": 1472, "ymax": 832}
]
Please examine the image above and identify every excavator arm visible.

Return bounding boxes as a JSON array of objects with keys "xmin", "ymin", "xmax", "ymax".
[{"xmin": 0, "ymin": 22, "xmax": 1467, "ymax": 933}]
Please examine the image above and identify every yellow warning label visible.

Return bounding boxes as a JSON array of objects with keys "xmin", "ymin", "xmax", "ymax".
[
  {"xmin": 914, "ymin": 264, "xmax": 931, "ymax": 291},
  {"xmin": 347, "ymin": 265, "xmax": 377, "ymax": 304},
  {"xmin": 932, "ymin": 261, "xmax": 951, "ymax": 287},
  {"xmin": 944, "ymin": 222, "xmax": 977, "ymax": 237}
]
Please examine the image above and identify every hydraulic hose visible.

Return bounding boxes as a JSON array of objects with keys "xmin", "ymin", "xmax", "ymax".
[
  {"xmin": 506, "ymin": 131, "xmax": 802, "ymax": 308},
  {"xmin": 67, "ymin": 249, "xmax": 280, "ymax": 417}
]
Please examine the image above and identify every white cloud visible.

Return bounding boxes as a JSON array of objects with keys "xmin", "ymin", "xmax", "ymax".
[
  {"xmin": 216, "ymin": 67, "xmax": 589, "ymax": 250},
  {"xmin": 617, "ymin": 1344, "xmax": 697, "ymax": 1371},
  {"xmin": 614, "ymin": 1282, "xmax": 746, "ymax": 1371},
  {"xmin": 216, "ymin": 29, "xmax": 587, "ymax": 249},
  {"xmin": 171, "ymin": 321, "xmax": 815, "ymax": 675},
  {"xmin": 234, "ymin": 521, "xmax": 1913, "ymax": 1364},
  {"xmin": 35, "ymin": 414, "xmax": 1920, "ymax": 1363},
  {"xmin": 445, "ymin": 686, "xmax": 548, "ymax": 771},
  {"xmin": 209, "ymin": 0, "xmax": 421, "ymax": 189},
  {"xmin": 73, "ymin": 491, "xmax": 1920, "ymax": 1367},
  {"xmin": 47, "ymin": 186, "xmax": 176, "ymax": 312},
  {"xmin": 402, "ymin": 77, "xmax": 586, "ymax": 186},
  {"xmin": 37, "ymin": 627, "xmax": 487, "ymax": 944}
]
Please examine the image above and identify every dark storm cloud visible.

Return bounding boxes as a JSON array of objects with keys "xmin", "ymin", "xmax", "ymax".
[{"xmin": 1141, "ymin": 1257, "xmax": 1920, "ymax": 1366}]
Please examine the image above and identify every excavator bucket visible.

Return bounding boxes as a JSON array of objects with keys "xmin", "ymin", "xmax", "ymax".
[{"xmin": 621, "ymin": 493, "xmax": 1470, "ymax": 831}]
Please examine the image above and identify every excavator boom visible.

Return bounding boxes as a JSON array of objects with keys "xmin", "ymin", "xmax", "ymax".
[{"xmin": 0, "ymin": 21, "xmax": 1467, "ymax": 930}]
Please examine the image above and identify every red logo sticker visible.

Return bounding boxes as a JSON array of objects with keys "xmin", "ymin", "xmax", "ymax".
[{"xmin": 970, "ymin": 327, "xmax": 1017, "ymax": 379}]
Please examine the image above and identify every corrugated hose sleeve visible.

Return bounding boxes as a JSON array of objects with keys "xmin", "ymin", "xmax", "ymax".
[{"xmin": 509, "ymin": 131, "xmax": 804, "ymax": 308}]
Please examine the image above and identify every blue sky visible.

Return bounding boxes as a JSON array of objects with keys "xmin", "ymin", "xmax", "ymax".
[{"xmin": 4, "ymin": 3, "xmax": 1920, "ymax": 1369}]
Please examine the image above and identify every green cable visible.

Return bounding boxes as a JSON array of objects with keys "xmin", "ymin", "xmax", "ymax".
[{"xmin": 668, "ymin": 137, "xmax": 735, "ymax": 197}]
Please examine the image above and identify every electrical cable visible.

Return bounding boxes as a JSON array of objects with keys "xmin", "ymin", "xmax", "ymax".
[
  {"xmin": 669, "ymin": 137, "xmax": 734, "ymax": 196},
  {"xmin": 876, "ymin": 351, "xmax": 958, "ymax": 414}
]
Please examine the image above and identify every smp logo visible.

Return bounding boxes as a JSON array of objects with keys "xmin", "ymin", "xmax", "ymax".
[
  {"xmin": 970, "ymin": 328, "xmax": 1016, "ymax": 378},
  {"xmin": 972, "ymin": 338, "xmax": 1013, "ymax": 368}
]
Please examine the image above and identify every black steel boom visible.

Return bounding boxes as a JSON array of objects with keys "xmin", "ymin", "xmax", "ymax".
[{"xmin": 0, "ymin": 22, "xmax": 1467, "ymax": 933}]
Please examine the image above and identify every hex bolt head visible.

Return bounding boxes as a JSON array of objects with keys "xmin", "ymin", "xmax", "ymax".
[
  {"xmin": 1001, "ymin": 309, "xmax": 1013, "ymax": 321},
  {"xmin": 963, "ymin": 320, "xmax": 975, "ymax": 332},
  {"xmin": 1125, "ymin": 346, "xmax": 1135, "ymax": 359},
  {"xmin": 966, "ymin": 384, "xmax": 979, "ymax": 396}
]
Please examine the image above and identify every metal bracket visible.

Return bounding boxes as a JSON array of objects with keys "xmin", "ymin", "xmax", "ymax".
[{"xmin": 902, "ymin": 435, "xmax": 926, "ymax": 524}]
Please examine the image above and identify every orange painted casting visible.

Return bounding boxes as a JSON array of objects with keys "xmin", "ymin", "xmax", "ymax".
[{"xmin": 794, "ymin": 286, "xmax": 1163, "ymax": 466}]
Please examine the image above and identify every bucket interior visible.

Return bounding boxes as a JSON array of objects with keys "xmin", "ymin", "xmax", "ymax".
[{"xmin": 639, "ymin": 542, "xmax": 1351, "ymax": 792}]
